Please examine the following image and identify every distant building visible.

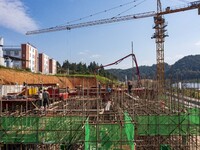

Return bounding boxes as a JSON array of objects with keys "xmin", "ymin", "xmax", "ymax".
[
  {"xmin": 49, "ymin": 58, "xmax": 57, "ymax": 74},
  {"xmin": 1, "ymin": 39, "xmax": 57, "ymax": 74},
  {"xmin": 0, "ymin": 37, "xmax": 5, "ymax": 66},
  {"xmin": 3, "ymin": 47, "xmax": 21, "ymax": 68},
  {"xmin": 39, "ymin": 53, "xmax": 49, "ymax": 74},
  {"xmin": 21, "ymin": 43, "xmax": 38, "ymax": 73}
]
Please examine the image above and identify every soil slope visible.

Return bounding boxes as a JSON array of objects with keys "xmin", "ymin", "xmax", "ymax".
[{"xmin": 0, "ymin": 68, "xmax": 97, "ymax": 88}]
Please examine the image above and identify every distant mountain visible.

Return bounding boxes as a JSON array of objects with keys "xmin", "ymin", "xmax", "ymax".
[
  {"xmin": 166, "ymin": 55, "xmax": 200, "ymax": 80},
  {"xmin": 107, "ymin": 55, "xmax": 200, "ymax": 81},
  {"xmin": 107, "ymin": 63, "xmax": 170, "ymax": 81}
]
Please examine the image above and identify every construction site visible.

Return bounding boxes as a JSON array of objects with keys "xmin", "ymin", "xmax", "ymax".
[
  {"xmin": 0, "ymin": 0, "xmax": 200, "ymax": 150},
  {"xmin": 0, "ymin": 66, "xmax": 200, "ymax": 150}
]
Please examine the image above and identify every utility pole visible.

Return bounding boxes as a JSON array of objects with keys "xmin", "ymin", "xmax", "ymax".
[
  {"xmin": 131, "ymin": 41, "xmax": 134, "ymax": 83},
  {"xmin": 152, "ymin": 0, "xmax": 168, "ymax": 95}
]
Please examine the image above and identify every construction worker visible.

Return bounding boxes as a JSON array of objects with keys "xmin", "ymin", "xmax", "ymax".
[
  {"xmin": 98, "ymin": 82, "xmax": 101, "ymax": 96},
  {"xmin": 105, "ymin": 98, "xmax": 112, "ymax": 111},
  {"xmin": 38, "ymin": 90, "xmax": 43, "ymax": 107},
  {"xmin": 43, "ymin": 88, "xmax": 50, "ymax": 110},
  {"xmin": 128, "ymin": 81, "xmax": 132, "ymax": 94},
  {"xmin": 66, "ymin": 86, "xmax": 70, "ymax": 93}
]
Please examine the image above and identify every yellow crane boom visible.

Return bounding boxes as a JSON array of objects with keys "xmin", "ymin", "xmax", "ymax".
[{"xmin": 26, "ymin": 1, "xmax": 200, "ymax": 35}]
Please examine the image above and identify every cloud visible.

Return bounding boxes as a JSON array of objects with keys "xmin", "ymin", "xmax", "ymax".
[
  {"xmin": 78, "ymin": 50, "xmax": 100, "ymax": 59},
  {"xmin": 195, "ymin": 40, "xmax": 200, "ymax": 46},
  {"xmin": 165, "ymin": 54, "xmax": 184, "ymax": 64},
  {"xmin": 78, "ymin": 50, "xmax": 89, "ymax": 55},
  {"xmin": 90, "ymin": 54, "xmax": 101, "ymax": 59},
  {"xmin": 78, "ymin": 52, "xmax": 86, "ymax": 55},
  {"xmin": 0, "ymin": 0, "xmax": 38, "ymax": 34}
]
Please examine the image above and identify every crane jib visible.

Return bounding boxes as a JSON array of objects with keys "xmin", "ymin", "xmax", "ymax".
[{"xmin": 26, "ymin": 1, "xmax": 200, "ymax": 35}]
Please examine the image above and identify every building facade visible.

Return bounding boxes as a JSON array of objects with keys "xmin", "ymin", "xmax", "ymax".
[
  {"xmin": 1, "ymin": 39, "xmax": 57, "ymax": 74},
  {"xmin": 21, "ymin": 43, "xmax": 38, "ymax": 73},
  {"xmin": 49, "ymin": 59, "xmax": 57, "ymax": 74},
  {"xmin": 39, "ymin": 53, "xmax": 49, "ymax": 74},
  {"xmin": 3, "ymin": 47, "xmax": 22, "ymax": 68},
  {"xmin": 0, "ymin": 37, "xmax": 5, "ymax": 66}
]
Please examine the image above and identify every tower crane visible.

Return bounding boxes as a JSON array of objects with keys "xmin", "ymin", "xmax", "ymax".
[
  {"xmin": 154, "ymin": 0, "xmax": 166, "ymax": 94},
  {"xmin": 26, "ymin": 1, "xmax": 200, "ymax": 93}
]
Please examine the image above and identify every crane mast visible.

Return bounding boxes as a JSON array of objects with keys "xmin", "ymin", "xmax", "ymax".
[
  {"xmin": 26, "ymin": 1, "xmax": 200, "ymax": 93},
  {"xmin": 152, "ymin": 0, "xmax": 167, "ymax": 94}
]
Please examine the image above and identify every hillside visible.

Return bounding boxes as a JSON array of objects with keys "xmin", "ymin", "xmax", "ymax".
[
  {"xmin": 107, "ymin": 55, "xmax": 200, "ymax": 81},
  {"xmin": 166, "ymin": 55, "xmax": 200, "ymax": 80},
  {"xmin": 0, "ymin": 67, "xmax": 97, "ymax": 88},
  {"xmin": 1, "ymin": 55, "xmax": 199, "ymax": 85},
  {"xmin": 107, "ymin": 63, "xmax": 170, "ymax": 81}
]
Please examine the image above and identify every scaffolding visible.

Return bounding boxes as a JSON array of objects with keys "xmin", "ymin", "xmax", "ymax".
[{"xmin": 0, "ymin": 79, "xmax": 200, "ymax": 150}]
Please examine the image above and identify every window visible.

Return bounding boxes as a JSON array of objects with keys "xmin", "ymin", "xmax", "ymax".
[
  {"xmin": 10, "ymin": 51, "xmax": 14, "ymax": 56},
  {"xmin": 6, "ymin": 51, "xmax": 10, "ymax": 55},
  {"xmin": 14, "ymin": 51, "xmax": 19, "ymax": 56}
]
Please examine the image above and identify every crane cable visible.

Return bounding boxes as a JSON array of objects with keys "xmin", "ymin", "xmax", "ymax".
[
  {"xmin": 177, "ymin": 0, "xmax": 189, "ymax": 3},
  {"xmin": 63, "ymin": 0, "xmax": 143, "ymax": 25},
  {"xmin": 168, "ymin": 0, "xmax": 189, "ymax": 4},
  {"xmin": 112, "ymin": 0, "xmax": 147, "ymax": 18}
]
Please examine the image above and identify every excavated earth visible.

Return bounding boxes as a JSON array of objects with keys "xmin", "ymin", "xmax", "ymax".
[{"xmin": 0, "ymin": 68, "xmax": 97, "ymax": 88}]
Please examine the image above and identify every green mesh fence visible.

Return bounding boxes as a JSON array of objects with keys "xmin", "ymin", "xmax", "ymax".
[
  {"xmin": 85, "ymin": 123, "xmax": 129, "ymax": 149},
  {"xmin": 0, "ymin": 116, "xmax": 85, "ymax": 144},
  {"xmin": 188, "ymin": 108, "xmax": 200, "ymax": 124},
  {"xmin": 160, "ymin": 144, "xmax": 171, "ymax": 150},
  {"xmin": 135, "ymin": 108, "xmax": 200, "ymax": 136},
  {"xmin": 84, "ymin": 118, "xmax": 90, "ymax": 150},
  {"xmin": 83, "ymin": 112, "xmax": 134, "ymax": 149},
  {"xmin": 0, "ymin": 108, "xmax": 199, "ymax": 147},
  {"xmin": 124, "ymin": 112, "xmax": 134, "ymax": 150}
]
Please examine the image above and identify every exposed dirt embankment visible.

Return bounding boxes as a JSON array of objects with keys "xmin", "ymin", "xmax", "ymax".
[{"xmin": 0, "ymin": 68, "xmax": 97, "ymax": 88}]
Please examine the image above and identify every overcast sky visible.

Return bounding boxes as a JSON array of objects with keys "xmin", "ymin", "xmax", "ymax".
[{"xmin": 0, "ymin": 0, "xmax": 200, "ymax": 69}]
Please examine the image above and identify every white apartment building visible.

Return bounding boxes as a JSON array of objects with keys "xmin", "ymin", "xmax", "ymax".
[
  {"xmin": 49, "ymin": 58, "xmax": 57, "ymax": 74},
  {"xmin": 0, "ymin": 37, "xmax": 5, "ymax": 66},
  {"xmin": 39, "ymin": 53, "xmax": 49, "ymax": 74},
  {"xmin": 21, "ymin": 43, "xmax": 38, "ymax": 73},
  {"xmin": 1, "ymin": 38, "xmax": 57, "ymax": 74}
]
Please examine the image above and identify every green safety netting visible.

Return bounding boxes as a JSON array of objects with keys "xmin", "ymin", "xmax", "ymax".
[
  {"xmin": 84, "ymin": 112, "xmax": 134, "ymax": 150},
  {"xmin": 188, "ymin": 108, "xmax": 200, "ymax": 124},
  {"xmin": 0, "ymin": 116, "xmax": 85, "ymax": 144},
  {"xmin": 135, "ymin": 108, "xmax": 200, "ymax": 136},
  {"xmin": 84, "ymin": 123, "xmax": 127, "ymax": 149},
  {"xmin": 84, "ymin": 118, "xmax": 90, "ymax": 150},
  {"xmin": 124, "ymin": 112, "xmax": 134, "ymax": 150},
  {"xmin": 160, "ymin": 144, "xmax": 171, "ymax": 150},
  {"xmin": 0, "ymin": 108, "xmax": 199, "ymax": 149}
]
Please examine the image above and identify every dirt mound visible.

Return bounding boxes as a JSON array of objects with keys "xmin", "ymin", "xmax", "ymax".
[{"xmin": 0, "ymin": 68, "xmax": 97, "ymax": 88}]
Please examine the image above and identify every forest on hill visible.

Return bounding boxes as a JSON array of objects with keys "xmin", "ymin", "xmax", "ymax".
[
  {"xmin": 57, "ymin": 55, "xmax": 200, "ymax": 81},
  {"xmin": 107, "ymin": 55, "xmax": 200, "ymax": 81},
  {"xmin": 57, "ymin": 60, "xmax": 117, "ymax": 80}
]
